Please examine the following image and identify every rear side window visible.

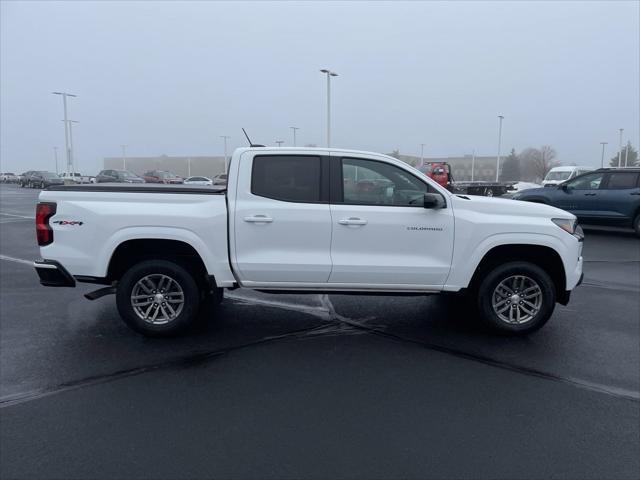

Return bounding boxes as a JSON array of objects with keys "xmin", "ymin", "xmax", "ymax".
[
  {"xmin": 252, "ymin": 155, "xmax": 321, "ymax": 203},
  {"xmin": 605, "ymin": 172, "xmax": 639, "ymax": 189}
]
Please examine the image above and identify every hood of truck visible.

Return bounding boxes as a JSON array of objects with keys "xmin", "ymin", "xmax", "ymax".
[{"xmin": 451, "ymin": 193, "xmax": 574, "ymax": 220}]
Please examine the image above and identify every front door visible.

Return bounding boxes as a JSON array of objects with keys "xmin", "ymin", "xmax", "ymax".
[
  {"xmin": 233, "ymin": 153, "xmax": 332, "ymax": 284},
  {"xmin": 328, "ymin": 155, "xmax": 454, "ymax": 288},
  {"xmin": 555, "ymin": 171, "xmax": 606, "ymax": 220}
]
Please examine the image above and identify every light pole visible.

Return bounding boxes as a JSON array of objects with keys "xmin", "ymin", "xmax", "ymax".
[
  {"xmin": 600, "ymin": 142, "xmax": 608, "ymax": 167},
  {"xmin": 618, "ymin": 128, "xmax": 624, "ymax": 167},
  {"xmin": 495, "ymin": 115, "xmax": 504, "ymax": 182},
  {"xmin": 53, "ymin": 147, "xmax": 58, "ymax": 174},
  {"xmin": 220, "ymin": 135, "xmax": 230, "ymax": 174},
  {"xmin": 290, "ymin": 126, "xmax": 299, "ymax": 147},
  {"xmin": 420, "ymin": 143, "xmax": 426, "ymax": 168},
  {"xmin": 275, "ymin": 140, "xmax": 284, "ymax": 147},
  {"xmin": 52, "ymin": 92, "xmax": 77, "ymax": 176},
  {"xmin": 320, "ymin": 69, "xmax": 338, "ymax": 147},
  {"xmin": 65, "ymin": 120, "xmax": 78, "ymax": 174},
  {"xmin": 121, "ymin": 145, "xmax": 127, "ymax": 170},
  {"xmin": 471, "ymin": 149, "xmax": 476, "ymax": 182}
]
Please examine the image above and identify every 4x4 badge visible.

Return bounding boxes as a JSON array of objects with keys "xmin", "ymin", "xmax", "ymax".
[{"xmin": 53, "ymin": 220, "xmax": 83, "ymax": 226}]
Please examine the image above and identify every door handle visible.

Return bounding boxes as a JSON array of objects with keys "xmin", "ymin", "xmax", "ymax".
[
  {"xmin": 584, "ymin": 193, "xmax": 597, "ymax": 196},
  {"xmin": 244, "ymin": 215, "xmax": 273, "ymax": 223},
  {"xmin": 338, "ymin": 217, "xmax": 367, "ymax": 226}
]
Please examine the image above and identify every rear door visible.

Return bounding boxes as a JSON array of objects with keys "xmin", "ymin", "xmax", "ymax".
[
  {"xmin": 596, "ymin": 171, "xmax": 640, "ymax": 225},
  {"xmin": 328, "ymin": 154, "xmax": 454, "ymax": 287},
  {"xmin": 232, "ymin": 152, "xmax": 333, "ymax": 285}
]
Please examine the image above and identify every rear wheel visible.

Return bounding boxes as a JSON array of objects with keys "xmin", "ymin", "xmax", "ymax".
[
  {"xmin": 116, "ymin": 259, "xmax": 201, "ymax": 337},
  {"xmin": 476, "ymin": 261, "xmax": 556, "ymax": 334}
]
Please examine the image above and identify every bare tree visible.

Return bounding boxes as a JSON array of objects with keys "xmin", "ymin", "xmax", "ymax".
[{"xmin": 519, "ymin": 146, "xmax": 559, "ymax": 182}]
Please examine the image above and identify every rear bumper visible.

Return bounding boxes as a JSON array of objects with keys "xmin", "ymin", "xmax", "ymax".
[{"xmin": 34, "ymin": 259, "xmax": 76, "ymax": 287}]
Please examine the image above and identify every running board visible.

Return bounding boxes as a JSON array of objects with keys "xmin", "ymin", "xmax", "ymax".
[{"xmin": 84, "ymin": 286, "xmax": 116, "ymax": 301}]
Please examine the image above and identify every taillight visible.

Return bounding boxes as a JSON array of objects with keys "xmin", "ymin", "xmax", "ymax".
[{"xmin": 36, "ymin": 202, "xmax": 56, "ymax": 246}]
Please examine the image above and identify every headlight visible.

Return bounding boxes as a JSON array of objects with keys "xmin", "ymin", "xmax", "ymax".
[{"xmin": 552, "ymin": 218, "xmax": 577, "ymax": 235}]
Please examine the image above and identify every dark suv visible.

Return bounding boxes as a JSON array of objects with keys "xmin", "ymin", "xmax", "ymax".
[
  {"xmin": 30, "ymin": 171, "xmax": 63, "ymax": 189},
  {"xmin": 513, "ymin": 167, "xmax": 640, "ymax": 236}
]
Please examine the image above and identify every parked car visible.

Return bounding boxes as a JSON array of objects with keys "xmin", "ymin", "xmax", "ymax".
[
  {"xmin": 19, "ymin": 171, "xmax": 37, "ymax": 187},
  {"xmin": 542, "ymin": 166, "xmax": 594, "ymax": 187},
  {"xmin": 513, "ymin": 168, "xmax": 640, "ymax": 236},
  {"xmin": 59, "ymin": 172, "xmax": 92, "ymax": 184},
  {"xmin": 184, "ymin": 176, "xmax": 213, "ymax": 186},
  {"xmin": 95, "ymin": 169, "xmax": 145, "ymax": 183},
  {"xmin": 30, "ymin": 171, "xmax": 64, "ymax": 189},
  {"xmin": 34, "ymin": 147, "xmax": 583, "ymax": 337},
  {"xmin": 212, "ymin": 173, "xmax": 228, "ymax": 185},
  {"xmin": 1, "ymin": 172, "xmax": 18, "ymax": 183},
  {"xmin": 142, "ymin": 170, "xmax": 183, "ymax": 184},
  {"xmin": 511, "ymin": 181, "xmax": 542, "ymax": 192}
]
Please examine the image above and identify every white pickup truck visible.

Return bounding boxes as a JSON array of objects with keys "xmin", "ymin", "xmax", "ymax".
[{"xmin": 34, "ymin": 147, "xmax": 584, "ymax": 337}]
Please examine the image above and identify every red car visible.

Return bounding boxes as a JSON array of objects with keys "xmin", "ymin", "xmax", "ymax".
[{"xmin": 142, "ymin": 170, "xmax": 183, "ymax": 184}]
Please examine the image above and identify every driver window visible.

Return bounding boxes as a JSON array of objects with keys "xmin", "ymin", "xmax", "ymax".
[
  {"xmin": 566, "ymin": 172, "xmax": 604, "ymax": 190},
  {"xmin": 341, "ymin": 158, "xmax": 429, "ymax": 206}
]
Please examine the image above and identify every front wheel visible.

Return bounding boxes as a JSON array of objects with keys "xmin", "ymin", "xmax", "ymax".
[
  {"xmin": 476, "ymin": 261, "xmax": 556, "ymax": 334},
  {"xmin": 116, "ymin": 259, "xmax": 201, "ymax": 337}
]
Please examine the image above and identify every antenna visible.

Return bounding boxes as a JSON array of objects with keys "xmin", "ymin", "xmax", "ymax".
[{"xmin": 241, "ymin": 128, "xmax": 265, "ymax": 148}]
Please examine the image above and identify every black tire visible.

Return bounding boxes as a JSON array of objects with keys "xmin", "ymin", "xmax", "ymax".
[
  {"xmin": 633, "ymin": 214, "xmax": 640, "ymax": 238},
  {"xmin": 476, "ymin": 261, "xmax": 556, "ymax": 335},
  {"xmin": 116, "ymin": 259, "xmax": 201, "ymax": 337}
]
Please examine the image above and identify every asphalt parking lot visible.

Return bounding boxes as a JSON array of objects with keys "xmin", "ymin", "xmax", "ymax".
[{"xmin": 1, "ymin": 183, "xmax": 639, "ymax": 479}]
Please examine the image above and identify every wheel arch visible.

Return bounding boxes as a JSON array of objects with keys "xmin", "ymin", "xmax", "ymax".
[
  {"xmin": 106, "ymin": 238, "xmax": 212, "ymax": 290},
  {"xmin": 467, "ymin": 244, "xmax": 566, "ymax": 301}
]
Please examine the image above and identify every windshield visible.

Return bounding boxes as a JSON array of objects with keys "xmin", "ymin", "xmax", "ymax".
[
  {"xmin": 119, "ymin": 171, "xmax": 138, "ymax": 178},
  {"xmin": 545, "ymin": 171, "xmax": 572, "ymax": 181}
]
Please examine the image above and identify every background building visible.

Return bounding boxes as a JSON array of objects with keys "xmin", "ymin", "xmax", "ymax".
[{"xmin": 103, "ymin": 155, "xmax": 226, "ymax": 178}]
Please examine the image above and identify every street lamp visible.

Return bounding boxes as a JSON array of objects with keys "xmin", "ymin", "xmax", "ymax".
[
  {"xmin": 52, "ymin": 91, "xmax": 77, "ymax": 176},
  {"xmin": 320, "ymin": 69, "xmax": 338, "ymax": 147},
  {"xmin": 290, "ymin": 126, "xmax": 299, "ymax": 147},
  {"xmin": 495, "ymin": 115, "xmax": 504, "ymax": 182},
  {"xmin": 62, "ymin": 119, "xmax": 79, "ymax": 174},
  {"xmin": 618, "ymin": 128, "xmax": 624, "ymax": 167},
  {"xmin": 420, "ymin": 143, "xmax": 426, "ymax": 168},
  {"xmin": 53, "ymin": 147, "xmax": 59, "ymax": 174},
  {"xmin": 121, "ymin": 145, "xmax": 127, "ymax": 170},
  {"xmin": 220, "ymin": 135, "xmax": 230, "ymax": 174},
  {"xmin": 600, "ymin": 142, "xmax": 608, "ymax": 167}
]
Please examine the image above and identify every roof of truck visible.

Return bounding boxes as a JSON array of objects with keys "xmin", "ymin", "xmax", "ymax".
[{"xmin": 235, "ymin": 146, "xmax": 396, "ymax": 159}]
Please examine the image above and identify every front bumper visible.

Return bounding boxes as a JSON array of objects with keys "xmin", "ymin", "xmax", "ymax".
[{"xmin": 34, "ymin": 259, "xmax": 76, "ymax": 287}]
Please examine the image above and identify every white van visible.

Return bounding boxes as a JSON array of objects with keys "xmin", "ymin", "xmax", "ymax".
[{"xmin": 542, "ymin": 166, "xmax": 594, "ymax": 187}]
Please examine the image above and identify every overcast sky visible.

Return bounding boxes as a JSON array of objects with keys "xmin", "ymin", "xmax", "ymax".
[{"xmin": 1, "ymin": 1, "xmax": 638, "ymax": 174}]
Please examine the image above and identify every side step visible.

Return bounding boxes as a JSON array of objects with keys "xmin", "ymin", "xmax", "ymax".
[{"xmin": 84, "ymin": 286, "xmax": 116, "ymax": 301}]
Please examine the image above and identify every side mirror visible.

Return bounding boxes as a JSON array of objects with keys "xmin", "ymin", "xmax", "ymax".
[
  {"xmin": 423, "ymin": 192, "xmax": 445, "ymax": 209},
  {"xmin": 560, "ymin": 184, "xmax": 570, "ymax": 191}
]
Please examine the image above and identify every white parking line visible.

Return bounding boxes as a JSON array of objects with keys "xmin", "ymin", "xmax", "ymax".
[
  {"xmin": 0, "ymin": 218, "xmax": 32, "ymax": 224},
  {"xmin": 0, "ymin": 212, "xmax": 34, "ymax": 219},
  {"xmin": 0, "ymin": 254, "xmax": 34, "ymax": 266}
]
